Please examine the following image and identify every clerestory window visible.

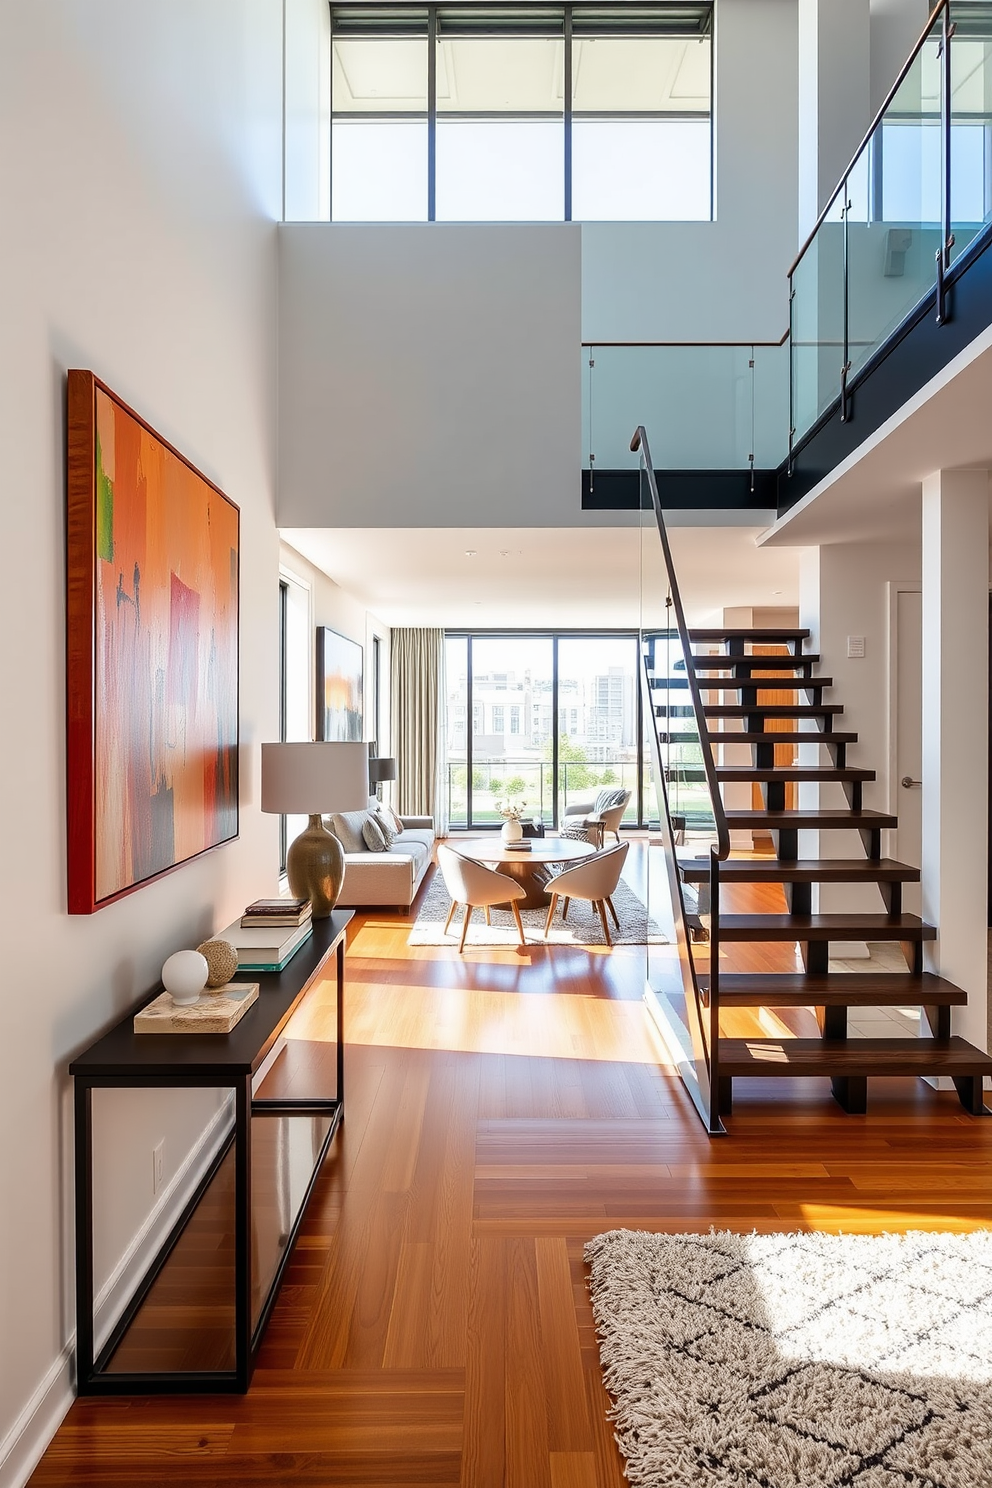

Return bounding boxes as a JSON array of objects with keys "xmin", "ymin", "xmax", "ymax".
[{"xmin": 329, "ymin": 4, "xmax": 713, "ymax": 222}]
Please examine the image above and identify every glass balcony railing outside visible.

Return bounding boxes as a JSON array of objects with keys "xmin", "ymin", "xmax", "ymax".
[
  {"xmin": 791, "ymin": 0, "xmax": 992, "ymax": 452},
  {"xmin": 444, "ymin": 756, "xmax": 646, "ymax": 830},
  {"xmin": 583, "ymin": 339, "xmax": 790, "ymax": 477}
]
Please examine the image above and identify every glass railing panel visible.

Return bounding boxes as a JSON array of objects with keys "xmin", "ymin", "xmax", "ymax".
[
  {"xmin": 847, "ymin": 19, "xmax": 943, "ymax": 381},
  {"xmin": 790, "ymin": 184, "xmax": 846, "ymax": 445},
  {"xmin": 950, "ymin": 2, "xmax": 992, "ymax": 263},
  {"xmin": 466, "ymin": 757, "xmax": 553, "ymax": 826},
  {"xmin": 583, "ymin": 341, "xmax": 789, "ymax": 474}
]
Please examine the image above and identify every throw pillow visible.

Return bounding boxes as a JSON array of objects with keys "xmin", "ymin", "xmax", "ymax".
[
  {"xmin": 330, "ymin": 809, "xmax": 370, "ymax": 854},
  {"xmin": 372, "ymin": 807, "xmax": 397, "ymax": 848},
  {"xmin": 362, "ymin": 816, "xmax": 388, "ymax": 852},
  {"xmin": 594, "ymin": 787, "xmax": 628, "ymax": 813},
  {"xmin": 380, "ymin": 803, "xmax": 404, "ymax": 835},
  {"xmin": 561, "ymin": 820, "xmax": 595, "ymax": 843}
]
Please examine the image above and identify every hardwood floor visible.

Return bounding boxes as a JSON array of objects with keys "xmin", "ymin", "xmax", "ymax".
[{"xmin": 31, "ymin": 842, "xmax": 992, "ymax": 1486}]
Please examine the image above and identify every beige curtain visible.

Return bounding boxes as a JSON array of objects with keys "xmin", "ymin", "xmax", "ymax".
[{"xmin": 390, "ymin": 628, "xmax": 446, "ymax": 826}]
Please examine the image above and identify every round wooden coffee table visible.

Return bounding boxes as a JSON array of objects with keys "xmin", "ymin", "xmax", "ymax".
[{"xmin": 453, "ymin": 836, "xmax": 595, "ymax": 909}]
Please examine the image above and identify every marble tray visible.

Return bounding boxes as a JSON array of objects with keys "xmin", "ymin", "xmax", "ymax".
[{"xmin": 133, "ymin": 983, "xmax": 259, "ymax": 1034}]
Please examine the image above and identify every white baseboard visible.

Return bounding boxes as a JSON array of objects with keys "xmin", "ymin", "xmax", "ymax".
[
  {"xmin": 0, "ymin": 1345, "xmax": 74, "ymax": 1488},
  {"xmin": 0, "ymin": 1094, "xmax": 237, "ymax": 1488}
]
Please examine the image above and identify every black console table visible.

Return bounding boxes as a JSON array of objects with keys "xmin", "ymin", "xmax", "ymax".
[{"xmin": 70, "ymin": 910, "xmax": 352, "ymax": 1394}]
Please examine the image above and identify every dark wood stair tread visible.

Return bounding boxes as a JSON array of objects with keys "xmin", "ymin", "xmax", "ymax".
[
  {"xmin": 705, "ymin": 730, "xmax": 858, "ymax": 745},
  {"xmin": 688, "ymin": 628, "xmax": 811, "ymax": 643},
  {"xmin": 703, "ymin": 705, "xmax": 845, "ymax": 718},
  {"xmin": 719, "ymin": 1036, "xmax": 992, "ymax": 1079},
  {"xmin": 715, "ymin": 767, "xmax": 874, "ymax": 785},
  {"xmin": 678, "ymin": 857, "xmax": 919, "ymax": 884},
  {"xmin": 717, "ymin": 914, "xmax": 935, "ymax": 941},
  {"xmin": 692, "ymin": 677, "xmax": 833, "ymax": 691},
  {"xmin": 690, "ymin": 655, "xmax": 821, "ymax": 670},
  {"xmin": 724, "ymin": 808, "xmax": 896, "ymax": 829},
  {"xmin": 700, "ymin": 972, "xmax": 964, "ymax": 1007}
]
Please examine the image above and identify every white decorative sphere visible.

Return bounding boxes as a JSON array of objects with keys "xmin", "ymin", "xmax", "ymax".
[{"xmin": 162, "ymin": 950, "xmax": 209, "ymax": 1005}]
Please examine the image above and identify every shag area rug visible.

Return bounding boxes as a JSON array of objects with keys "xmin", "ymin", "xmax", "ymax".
[
  {"xmin": 409, "ymin": 868, "xmax": 662, "ymax": 947},
  {"xmin": 585, "ymin": 1228, "xmax": 992, "ymax": 1487}
]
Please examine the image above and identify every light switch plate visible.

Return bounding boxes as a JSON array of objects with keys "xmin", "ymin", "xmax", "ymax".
[{"xmin": 847, "ymin": 635, "xmax": 866, "ymax": 658}]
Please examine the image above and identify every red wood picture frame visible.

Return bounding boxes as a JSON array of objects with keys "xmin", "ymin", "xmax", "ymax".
[{"xmin": 66, "ymin": 371, "xmax": 240, "ymax": 913}]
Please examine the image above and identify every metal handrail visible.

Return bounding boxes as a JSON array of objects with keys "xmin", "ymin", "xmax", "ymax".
[
  {"xmin": 632, "ymin": 423, "xmax": 731, "ymax": 862},
  {"xmin": 582, "ymin": 332, "xmax": 789, "ymax": 348}
]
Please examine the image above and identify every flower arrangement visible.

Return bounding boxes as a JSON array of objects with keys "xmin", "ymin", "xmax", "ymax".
[{"xmin": 494, "ymin": 798, "xmax": 527, "ymax": 822}]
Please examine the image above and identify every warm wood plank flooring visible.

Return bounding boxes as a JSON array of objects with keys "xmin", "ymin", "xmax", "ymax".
[{"xmin": 31, "ymin": 842, "xmax": 992, "ymax": 1485}]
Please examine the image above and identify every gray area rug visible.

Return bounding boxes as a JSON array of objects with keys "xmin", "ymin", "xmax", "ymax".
[
  {"xmin": 409, "ymin": 867, "xmax": 662, "ymax": 947},
  {"xmin": 586, "ymin": 1228, "xmax": 992, "ymax": 1487}
]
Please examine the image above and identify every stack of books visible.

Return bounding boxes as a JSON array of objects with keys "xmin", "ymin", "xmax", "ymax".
[
  {"xmin": 220, "ymin": 897, "xmax": 314, "ymax": 972},
  {"xmin": 240, "ymin": 897, "xmax": 311, "ymax": 929}
]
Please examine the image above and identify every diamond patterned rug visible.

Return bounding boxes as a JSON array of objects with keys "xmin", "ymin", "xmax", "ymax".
[
  {"xmin": 586, "ymin": 1228, "xmax": 992, "ymax": 1487},
  {"xmin": 409, "ymin": 866, "xmax": 663, "ymax": 947}
]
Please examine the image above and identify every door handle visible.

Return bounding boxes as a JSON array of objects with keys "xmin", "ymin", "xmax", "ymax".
[{"xmin": 900, "ymin": 776, "xmax": 922, "ymax": 788}]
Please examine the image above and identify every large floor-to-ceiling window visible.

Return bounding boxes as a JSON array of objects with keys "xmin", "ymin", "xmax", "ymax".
[{"xmin": 444, "ymin": 631, "xmax": 652, "ymax": 830}]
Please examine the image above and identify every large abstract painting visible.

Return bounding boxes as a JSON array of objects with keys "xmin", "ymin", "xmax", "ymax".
[
  {"xmin": 67, "ymin": 371, "xmax": 239, "ymax": 913},
  {"xmin": 316, "ymin": 628, "xmax": 363, "ymax": 742}
]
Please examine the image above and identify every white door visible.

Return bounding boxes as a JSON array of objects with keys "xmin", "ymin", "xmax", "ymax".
[{"xmin": 894, "ymin": 588, "xmax": 923, "ymax": 915}]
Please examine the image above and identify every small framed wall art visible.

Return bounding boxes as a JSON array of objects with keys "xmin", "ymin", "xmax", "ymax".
[
  {"xmin": 315, "ymin": 627, "xmax": 363, "ymax": 742},
  {"xmin": 66, "ymin": 371, "xmax": 240, "ymax": 914}
]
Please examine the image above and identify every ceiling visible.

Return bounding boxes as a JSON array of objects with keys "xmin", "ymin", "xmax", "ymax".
[
  {"xmin": 281, "ymin": 522, "xmax": 803, "ymax": 628},
  {"xmin": 763, "ymin": 319, "xmax": 992, "ymax": 548}
]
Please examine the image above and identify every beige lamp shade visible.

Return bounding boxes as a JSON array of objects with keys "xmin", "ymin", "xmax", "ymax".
[{"xmin": 260, "ymin": 741, "xmax": 370, "ymax": 815}]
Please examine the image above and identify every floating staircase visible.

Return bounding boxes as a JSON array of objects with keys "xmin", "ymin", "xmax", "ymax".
[{"xmin": 649, "ymin": 622, "xmax": 992, "ymax": 1123}]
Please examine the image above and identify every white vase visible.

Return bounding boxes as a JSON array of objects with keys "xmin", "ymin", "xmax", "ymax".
[{"xmin": 501, "ymin": 817, "xmax": 523, "ymax": 845}]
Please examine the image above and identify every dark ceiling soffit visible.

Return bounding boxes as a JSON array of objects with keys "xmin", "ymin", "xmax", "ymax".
[
  {"xmin": 582, "ymin": 468, "xmax": 778, "ymax": 510},
  {"xmin": 779, "ymin": 225, "xmax": 992, "ymax": 513}
]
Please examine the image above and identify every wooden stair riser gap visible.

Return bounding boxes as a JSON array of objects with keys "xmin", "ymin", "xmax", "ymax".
[
  {"xmin": 696, "ymin": 678, "xmax": 832, "ymax": 694},
  {"xmin": 803, "ymin": 942, "xmax": 831, "ymax": 975},
  {"xmin": 831, "ymin": 1076, "xmax": 868, "ymax": 1114},
  {"xmin": 817, "ymin": 1005, "xmax": 848, "ymax": 1039},
  {"xmin": 925, "ymin": 1004, "xmax": 953, "ymax": 1039},
  {"xmin": 787, "ymin": 882, "xmax": 813, "ymax": 915}
]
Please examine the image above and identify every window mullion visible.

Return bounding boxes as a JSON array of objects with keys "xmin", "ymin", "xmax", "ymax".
[
  {"xmin": 564, "ymin": 6, "xmax": 572, "ymax": 221},
  {"xmin": 428, "ymin": 5, "xmax": 437, "ymax": 221}
]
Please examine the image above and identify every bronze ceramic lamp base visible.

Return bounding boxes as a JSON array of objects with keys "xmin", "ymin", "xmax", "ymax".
[
  {"xmin": 260, "ymin": 741, "xmax": 370, "ymax": 920},
  {"xmin": 286, "ymin": 815, "xmax": 346, "ymax": 920}
]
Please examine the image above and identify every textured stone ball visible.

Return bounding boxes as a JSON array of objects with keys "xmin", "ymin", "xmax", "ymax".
[{"xmin": 196, "ymin": 938, "xmax": 239, "ymax": 990}]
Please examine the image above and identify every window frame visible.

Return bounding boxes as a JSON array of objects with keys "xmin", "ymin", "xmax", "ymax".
[{"xmin": 328, "ymin": 3, "xmax": 714, "ymax": 223}]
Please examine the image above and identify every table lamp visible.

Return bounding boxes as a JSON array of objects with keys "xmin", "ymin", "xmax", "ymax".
[
  {"xmin": 368, "ymin": 754, "xmax": 397, "ymax": 801},
  {"xmin": 261, "ymin": 741, "xmax": 369, "ymax": 917}
]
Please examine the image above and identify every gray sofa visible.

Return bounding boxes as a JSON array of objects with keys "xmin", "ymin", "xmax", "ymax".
[{"xmin": 328, "ymin": 802, "xmax": 435, "ymax": 908}]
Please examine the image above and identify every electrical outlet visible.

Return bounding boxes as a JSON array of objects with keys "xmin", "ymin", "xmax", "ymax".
[{"xmin": 152, "ymin": 1141, "xmax": 164, "ymax": 1196}]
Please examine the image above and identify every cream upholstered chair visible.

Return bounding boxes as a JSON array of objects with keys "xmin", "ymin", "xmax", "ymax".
[
  {"xmin": 561, "ymin": 788, "xmax": 631, "ymax": 847},
  {"xmin": 436, "ymin": 845, "xmax": 528, "ymax": 952},
  {"xmin": 543, "ymin": 842, "xmax": 630, "ymax": 947}
]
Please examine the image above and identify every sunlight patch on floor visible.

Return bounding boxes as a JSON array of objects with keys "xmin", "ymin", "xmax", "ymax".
[{"xmin": 286, "ymin": 978, "xmax": 673, "ymax": 1065}]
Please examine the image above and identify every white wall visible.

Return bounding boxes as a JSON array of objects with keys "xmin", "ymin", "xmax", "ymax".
[
  {"xmin": 284, "ymin": 0, "xmax": 331, "ymax": 221},
  {"xmin": 799, "ymin": 537, "xmax": 922, "ymax": 914},
  {"xmin": 278, "ymin": 223, "xmax": 582, "ymax": 527},
  {"xmin": 581, "ymin": 0, "xmax": 799, "ymax": 343},
  {"xmin": 0, "ymin": 3, "xmax": 281, "ymax": 1481},
  {"xmin": 280, "ymin": 541, "xmax": 392, "ymax": 752}
]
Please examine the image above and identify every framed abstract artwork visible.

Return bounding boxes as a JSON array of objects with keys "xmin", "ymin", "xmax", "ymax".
[
  {"xmin": 66, "ymin": 371, "xmax": 240, "ymax": 914},
  {"xmin": 315, "ymin": 628, "xmax": 363, "ymax": 742}
]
